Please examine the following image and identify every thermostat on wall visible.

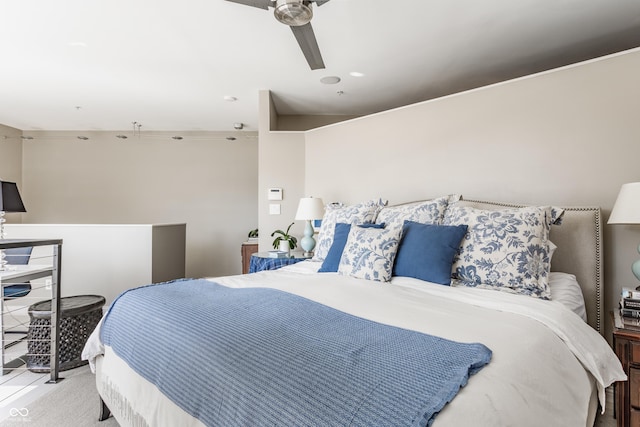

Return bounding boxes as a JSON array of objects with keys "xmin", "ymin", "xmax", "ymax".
[{"xmin": 268, "ymin": 188, "xmax": 283, "ymax": 201}]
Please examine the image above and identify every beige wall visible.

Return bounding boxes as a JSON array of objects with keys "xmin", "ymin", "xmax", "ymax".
[
  {"xmin": 256, "ymin": 94, "xmax": 360, "ymax": 250},
  {"xmin": 0, "ymin": 124, "xmax": 25, "ymax": 225},
  {"xmin": 299, "ymin": 47, "xmax": 640, "ymax": 340},
  {"xmin": 275, "ymin": 114, "xmax": 361, "ymax": 131},
  {"xmin": 257, "ymin": 91, "xmax": 307, "ymax": 251},
  {"xmin": 19, "ymin": 131, "xmax": 258, "ymax": 278}
]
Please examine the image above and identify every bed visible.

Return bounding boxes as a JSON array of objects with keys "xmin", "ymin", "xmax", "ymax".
[{"xmin": 82, "ymin": 196, "xmax": 626, "ymax": 427}]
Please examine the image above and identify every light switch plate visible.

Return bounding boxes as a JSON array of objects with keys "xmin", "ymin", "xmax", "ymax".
[{"xmin": 269, "ymin": 203, "xmax": 281, "ymax": 215}]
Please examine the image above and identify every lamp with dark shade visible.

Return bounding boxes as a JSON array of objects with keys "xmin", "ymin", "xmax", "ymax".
[
  {"xmin": 609, "ymin": 182, "xmax": 640, "ymax": 282},
  {"xmin": 0, "ymin": 180, "xmax": 27, "ymax": 270},
  {"xmin": 295, "ymin": 196, "xmax": 325, "ymax": 257}
]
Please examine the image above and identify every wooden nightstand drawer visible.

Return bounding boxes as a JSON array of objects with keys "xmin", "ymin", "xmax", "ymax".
[
  {"xmin": 632, "ymin": 342, "xmax": 640, "ymax": 364},
  {"xmin": 241, "ymin": 242, "xmax": 258, "ymax": 274},
  {"xmin": 631, "ymin": 368, "xmax": 640, "ymax": 408},
  {"xmin": 631, "ymin": 408, "xmax": 640, "ymax": 427}
]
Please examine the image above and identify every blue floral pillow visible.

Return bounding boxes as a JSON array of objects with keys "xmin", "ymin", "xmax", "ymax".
[
  {"xmin": 338, "ymin": 226, "xmax": 402, "ymax": 282},
  {"xmin": 313, "ymin": 200, "xmax": 383, "ymax": 262},
  {"xmin": 375, "ymin": 195, "xmax": 461, "ymax": 230},
  {"xmin": 442, "ymin": 205, "xmax": 564, "ymax": 299},
  {"xmin": 318, "ymin": 223, "xmax": 385, "ymax": 273}
]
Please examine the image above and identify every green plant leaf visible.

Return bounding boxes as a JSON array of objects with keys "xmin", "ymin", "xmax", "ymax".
[
  {"xmin": 272, "ymin": 236, "xmax": 282, "ymax": 249},
  {"xmin": 271, "ymin": 223, "xmax": 297, "ymax": 249}
]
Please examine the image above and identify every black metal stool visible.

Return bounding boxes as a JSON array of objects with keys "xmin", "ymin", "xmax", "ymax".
[{"xmin": 27, "ymin": 295, "xmax": 105, "ymax": 372}]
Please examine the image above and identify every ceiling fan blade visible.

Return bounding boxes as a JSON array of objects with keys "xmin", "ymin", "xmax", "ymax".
[
  {"xmin": 290, "ymin": 23, "xmax": 325, "ymax": 70},
  {"xmin": 313, "ymin": 0, "xmax": 331, "ymax": 6},
  {"xmin": 224, "ymin": 0, "xmax": 274, "ymax": 10}
]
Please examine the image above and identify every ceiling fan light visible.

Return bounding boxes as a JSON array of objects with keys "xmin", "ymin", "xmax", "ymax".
[{"xmin": 274, "ymin": 0, "xmax": 313, "ymax": 26}]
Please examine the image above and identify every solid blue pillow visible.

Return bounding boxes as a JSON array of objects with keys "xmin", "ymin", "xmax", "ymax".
[
  {"xmin": 318, "ymin": 222, "xmax": 385, "ymax": 273},
  {"xmin": 393, "ymin": 221, "xmax": 468, "ymax": 285}
]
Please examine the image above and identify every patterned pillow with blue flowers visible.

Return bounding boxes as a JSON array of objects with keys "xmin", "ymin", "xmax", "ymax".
[
  {"xmin": 338, "ymin": 226, "xmax": 402, "ymax": 282},
  {"xmin": 375, "ymin": 194, "xmax": 461, "ymax": 231},
  {"xmin": 442, "ymin": 205, "xmax": 564, "ymax": 299},
  {"xmin": 313, "ymin": 200, "xmax": 384, "ymax": 262}
]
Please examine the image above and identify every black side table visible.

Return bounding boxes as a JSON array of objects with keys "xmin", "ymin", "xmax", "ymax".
[{"xmin": 27, "ymin": 294, "xmax": 105, "ymax": 372}]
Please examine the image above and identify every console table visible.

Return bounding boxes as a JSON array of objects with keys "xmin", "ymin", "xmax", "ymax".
[{"xmin": 0, "ymin": 238, "xmax": 62, "ymax": 383}]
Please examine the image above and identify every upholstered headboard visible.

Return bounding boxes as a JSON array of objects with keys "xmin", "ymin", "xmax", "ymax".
[{"xmin": 456, "ymin": 199, "xmax": 603, "ymax": 334}]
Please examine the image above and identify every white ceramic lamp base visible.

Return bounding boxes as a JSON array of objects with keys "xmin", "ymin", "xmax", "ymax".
[{"xmin": 633, "ymin": 243, "xmax": 640, "ymax": 282}]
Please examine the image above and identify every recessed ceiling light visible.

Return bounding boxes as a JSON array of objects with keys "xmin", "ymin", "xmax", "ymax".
[
  {"xmin": 349, "ymin": 71, "xmax": 364, "ymax": 77},
  {"xmin": 320, "ymin": 76, "xmax": 341, "ymax": 85},
  {"xmin": 223, "ymin": 96, "xmax": 237, "ymax": 102}
]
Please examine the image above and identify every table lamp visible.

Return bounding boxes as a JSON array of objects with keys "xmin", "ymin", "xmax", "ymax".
[
  {"xmin": 0, "ymin": 180, "xmax": 27, "ymax": 270},
  {"xmin": 295, "ymin": 197, "xmax": 325, "ymax": 257},
  {"xmin": 609, "ymin": 182, "xmax": 640, "ymax": 281}
]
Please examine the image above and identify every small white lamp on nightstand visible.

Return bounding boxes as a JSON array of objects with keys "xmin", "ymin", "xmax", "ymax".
[
  {"xmin": 295, "ymin": 197, "xmax": 325, "ymax": 257},
  {"xmin": 609, "ymin": 182, "xmax": 640, "ymax": 281}
]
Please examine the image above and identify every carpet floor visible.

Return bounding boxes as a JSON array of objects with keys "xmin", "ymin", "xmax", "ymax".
[{"xmin": 0, "ymin": 365, "xmax": 119, "ymax": 427}]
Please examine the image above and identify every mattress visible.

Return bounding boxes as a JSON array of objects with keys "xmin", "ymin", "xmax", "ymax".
[{"xmin": 85, "ymin": 260, "xmax": 624, "ymax": 427}]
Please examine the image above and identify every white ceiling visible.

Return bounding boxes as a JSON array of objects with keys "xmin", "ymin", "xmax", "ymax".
[{"xmin": 1, "ymin": 0, "xmax": 639, "ymax": 133}]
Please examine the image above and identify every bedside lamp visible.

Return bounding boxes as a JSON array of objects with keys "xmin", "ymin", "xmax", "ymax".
[
  {"xmin": 295, "ymin": 197, "xmax": 325, "ymax": 257},
  {"xmin": 0, "ymin": 180, "xmax": 27, "ymax": 270},
  {"xmin": 0, "ymin": 180, "xmax": 26, "ymax": 240},
  {"xmin": 609, "ymin": 182, "xmax": 640, "ymax": 281}
]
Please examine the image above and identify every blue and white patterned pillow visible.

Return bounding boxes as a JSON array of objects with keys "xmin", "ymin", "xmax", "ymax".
[
  {"xmin": 375, "ymin": 195, "xmax": 461, "ymax": 231},
  {"xmin": 442, "ymin": 205, "xmax": 564, "ymax": 299},
  {"xmin": 313, "ymin": 200, "xmax": 384, "ymax": 262},
  {"xmin": 338, "ymin": 226, "xmax": 402, "ymax": 282}
]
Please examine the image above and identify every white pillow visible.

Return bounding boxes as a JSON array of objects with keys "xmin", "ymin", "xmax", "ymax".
[
  {"xmin": 375, "ymin": 194, "xmax": 461, "ymax": 231},
  {"xmin": 549, "ymin": 272, "xmax": 587, "ymax": 322},
  {"xmin": 313, "ymin": 200, "xmax": 383, "ymax": 261}
]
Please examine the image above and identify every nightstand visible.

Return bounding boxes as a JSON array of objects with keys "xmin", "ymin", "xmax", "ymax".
[
  {"xmin": 241, "ymin": 241, "xmax": 258, "ymax": 274},
  {"xmin": 613, "ymin": 310, "xmax": 640, "ymax": 427},
  {"xmin": 249, "ymin": 252, "xmax": 310, "ymax": 273}
]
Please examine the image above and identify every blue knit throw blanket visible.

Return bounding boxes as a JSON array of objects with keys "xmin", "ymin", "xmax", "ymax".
[{"xmin": 101, "ymin": 279, "xmax": 492, "ymax": 427}]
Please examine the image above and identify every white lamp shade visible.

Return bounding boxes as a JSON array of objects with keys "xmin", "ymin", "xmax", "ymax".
[
  {"xmin": 295, "ymin": 197, "xmax": 325, "ymax": 220},
  {"xmin": 609, "ymin": 182, "xmax": 640, "ymax": 224}
]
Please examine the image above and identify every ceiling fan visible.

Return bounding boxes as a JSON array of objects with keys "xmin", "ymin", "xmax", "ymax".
[{"xmin": 225, "ymin": 0, "xmax": 331, "ymax": 70}]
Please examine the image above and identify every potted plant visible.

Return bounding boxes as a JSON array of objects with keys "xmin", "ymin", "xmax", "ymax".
[
  {"xmin": 271, "ymin": 222, "xmax": 297, "ymax": 254},
  {"xmin": 247, "ymin": 228, "xmax": 258, "ymax": 240}
]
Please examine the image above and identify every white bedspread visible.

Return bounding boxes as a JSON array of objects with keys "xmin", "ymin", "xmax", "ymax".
[{"xmin": 84, "ymin": 261, "xmax": 625, "ymax": 426}]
